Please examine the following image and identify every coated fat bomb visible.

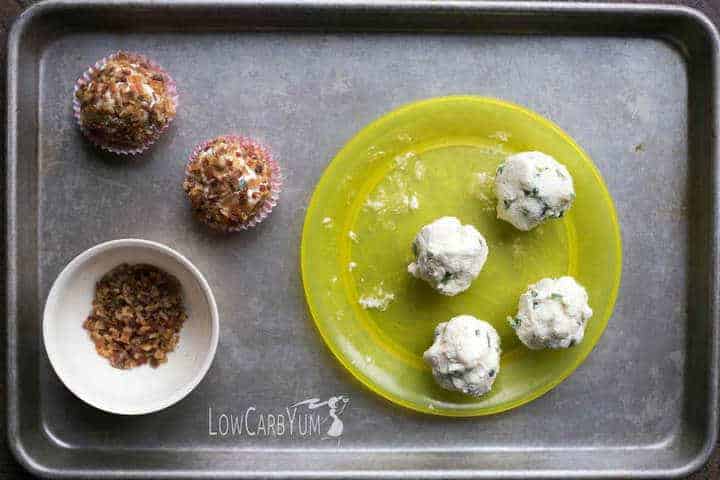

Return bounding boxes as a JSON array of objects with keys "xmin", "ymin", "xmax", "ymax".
[
  {"xmin": 74, "ymin": 51, "xmax": 177, "ymax": 154},
  {"xmin": 183, "ymin": 135, "xmax": 281, "ymax": 232}
]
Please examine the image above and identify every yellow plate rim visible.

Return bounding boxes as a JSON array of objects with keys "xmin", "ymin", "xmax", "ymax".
[{"xmin": 300, "ymin": 95, "xmax": 623, "ymax": 417}]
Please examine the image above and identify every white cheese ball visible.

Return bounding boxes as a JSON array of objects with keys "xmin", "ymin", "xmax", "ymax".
[
  {"xmin": 407, "ymin": 216, "xmax": 488, "ymax": 296},
  {"xmin": 423, "ymin": 315, "xmax": 501, "ymax": 397},
  {"xmin": 509, "ymin": 276, "xmax": 593, "ymax": 349},
  {"xmin": 495, "ymin": 151, "xmax": 575, "ymax": 231}
]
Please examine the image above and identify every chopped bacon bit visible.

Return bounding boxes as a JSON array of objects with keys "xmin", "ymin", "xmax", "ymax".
[{"xmin": 83, "ymin": 264, "xmax": 186, "ymax": 369}]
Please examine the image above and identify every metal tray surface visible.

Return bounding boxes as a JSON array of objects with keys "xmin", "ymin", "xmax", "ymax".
[{"xmin": 6, "ymin": 1, "xmax": 720, "ymax": 478}]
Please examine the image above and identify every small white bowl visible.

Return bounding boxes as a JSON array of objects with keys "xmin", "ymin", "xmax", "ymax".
[{"xmin": 43, "ymin": 239, "xmax": 219, "ymax": 415}]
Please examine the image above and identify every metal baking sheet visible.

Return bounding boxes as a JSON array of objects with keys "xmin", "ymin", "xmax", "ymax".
[{"xmin": 6, "ymin": 0, "xmax": 720, "ymax": 478}]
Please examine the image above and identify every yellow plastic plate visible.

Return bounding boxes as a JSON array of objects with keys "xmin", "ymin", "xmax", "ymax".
[{"xmin": 301, "ymin": 96, "xmax": 622, "ymax": 416}]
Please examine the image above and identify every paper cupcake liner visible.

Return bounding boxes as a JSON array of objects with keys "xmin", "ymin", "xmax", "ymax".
[
  {"xmin": 187, "ymin": 135, "xmax": 282, "ymax": 233},
  {"xmin": 73, "ymin": 51, "xmax": 179, "ymax": 156}
]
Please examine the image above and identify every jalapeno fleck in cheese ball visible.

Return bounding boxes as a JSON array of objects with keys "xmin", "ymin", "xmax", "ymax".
[
  {"xmin": 183, "ymin": 135, "xmax": 281, "ymax": 232},
  {"xmin": 494, "ymin": 151, "xmax": 575, "ymax": 231}
]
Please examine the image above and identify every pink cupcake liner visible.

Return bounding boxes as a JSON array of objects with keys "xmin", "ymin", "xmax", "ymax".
[
  {"xmin": 73, "ymin": 51, "xmax": 179, "ymax": 156},
  {"xmin": 186, "ymin": 135, "xmax": 282, "ymax": 232}
]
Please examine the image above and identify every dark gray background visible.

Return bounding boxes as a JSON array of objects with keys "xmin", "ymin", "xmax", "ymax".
[{"xmin": 2, "ymin": 0, "xmax": 719, "ymax": 478}]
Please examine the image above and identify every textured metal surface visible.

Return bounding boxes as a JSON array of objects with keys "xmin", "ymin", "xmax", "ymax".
[{"xmin": 6, "ymin": 0, "xmax": 720, "ymax": 478}]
